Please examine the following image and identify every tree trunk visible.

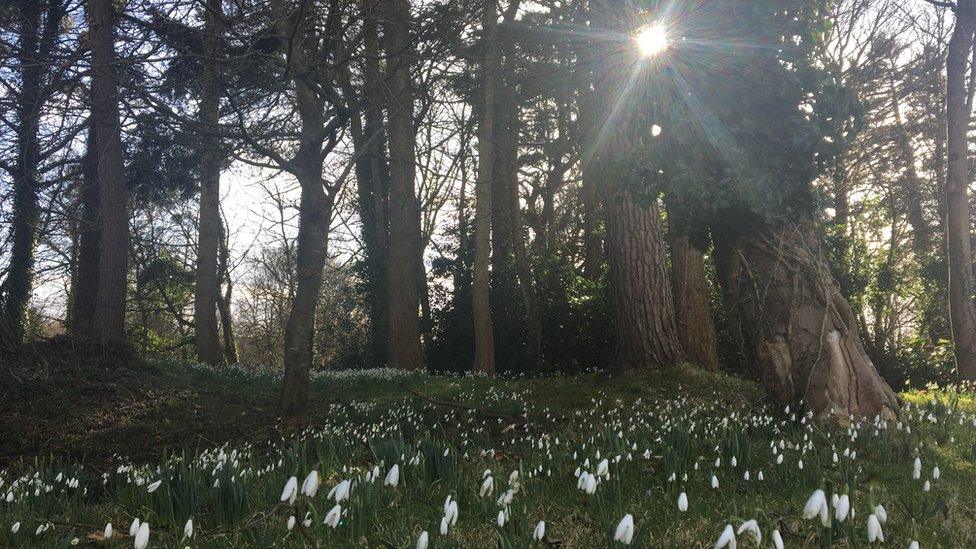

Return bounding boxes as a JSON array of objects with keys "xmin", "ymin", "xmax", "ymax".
[
  {"xmin": 383, "ymin": 0, "xmax": 424, "ymax": 371},
  {"xmin": 580, "ymin": 157, "xmax": 603, "ymax": 281},
  {"xmin": 89, "ymin": 0, "xmax": 128, "ymax": 342},
  {"xmin": 604, "ymin": 189, "xmax": 684, "ymax": 369},
  {"xmin": 472, "ymin": 0, "xmax": 497, "ymax": 376},
  {"xmin": 70, "ymin": 121, "xmax": 101, "ymax": 337},
  {"xmin": 714, "ymin": 219, "xmax": 898, "ymax": 420},
  {"xmin": 3, "ymin": 0, "xmax": 44, "ymax": 343},
  {"xmin": 670, "ymin": 233, "xmax": 720, "ymax": 371},
  {"xmin": 193, "ymin": 0, "xmax": 224, "ymax": 365},
  {"xmin": 351, "ymin": 0, "xmax": 391, "ymax": 368},
  {"xmin": 945, "ymin": 0, "xmax": 976, "ymax": 380},
  {"xmin": 889, "ymin": 74, "xmax": 932, "ymax": 257}
]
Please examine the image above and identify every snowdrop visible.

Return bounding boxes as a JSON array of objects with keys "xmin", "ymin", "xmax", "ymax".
[
  {"xmin": 324, "ymin": 504, "xmax": 341, "ymax": 528},
  {"xmin": 867, "ymin": 513, "xmax": 884, "ymax": 543},
  {"xmin": 147, "ymin": 480, "xmax": 162, "ymax": 493},
  {"xmin": 134, "ymin": 522, "xmax": 150, "ymax": 549},
  {"xmin": 715, "ymin": 524, "xmax": 736, "ymax": 549},
  {"xmin": 772, "ymin": 529, "xmax": 784, "ymax": 549},
  {"xmin": 834, "ymin": 494, "xmax": 850, "ymax": 522},
  {"xmin": 301, "ymin": 470, "xmax": 319, "ymax": 497},
  {"xmin": 737, "ymin": 519, "xmax": 761, "ymax": 544},
  {"xmin": 103, "ymin": 523, "xmax": 113, "ymax": 539},
  {"xmin": 480, "ymin": 475, "xmax": 494, "ymax": 496},
  {"xmin": 803, "ymin": 489, "xmax": 829, "ymax": 526},
  {"xmin": 129, "ymin": 518, "xmax": 141, "ymax": 537},
  {"xmin": 614, "ymin": 514, "xmax": 635, "ymax": 545},
  {"xmin": 678, "ymin": 491, "xmax": 688, "ymax": 512},
  {"xmin": 875, "ymin": 504, "xmax": 887, "ymax": 524},
  {"xmin": 497, "ymin": 510, "xmax": 506, "ymax": 527},
  {"xmin": 328, "ymin": 479, "xmax": 352, "ymax": 502},
  {"xmin": 933, "ymin": 466, "xmax": 941, "ymax": 480},
  {"xmin": 286, "ymin": 515, "xmax": 296, "ymax": 531},
  {"xmin": 384, "ymin": 464, "xmax": 400, "ymax": 487},
  {"xmin": 280, "ymin": 476, "xmax": 298, "ymax": 505},
  {"xmin": 183, "ymin": 518, "xmax": 193, "ymax": 539},
  {"xmin": 416, "ymin": 531, "xmax": 429, "ymax": 549},
  {"xmin": 913, "ymin": 457, "xmax": 922, "ymax": 480},
  {"xmin": 11, "ymin": 521, "xmax": 20, "ymax": 534},
  {"xmin": 534, "ymin": 520, "xmax": 546, "ymax": 540}
]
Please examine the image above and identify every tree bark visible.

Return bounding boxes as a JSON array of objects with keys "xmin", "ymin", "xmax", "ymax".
[
  {"xmin": 472, "ymin": 0, "xmax": 497, "ymax": 376},
  {"xmin": 604, "ymin": 189, "xmax": 684, "ymax": 369},
  {"xmin": 945, "ymin": 0, "xmax": 976, "ymax": 379},
  {"xmin": 70, "ymin": 121, "xmax": 101, "ymax": 337},
  {"xmin": 193, "ymin": 0, "xmax": 225, "ymax": 365},
  {"xmin": 715, "ymin": 219, "xmax": 898, "ymax": 420},
  {"xmin": 670, "ymin": 232, "xmax": 720, "ymax": 371},
  {"xmin": 382, "ymin": 0, "xmax": 424, "ymax": 371},
  {"xmin": 89, "ymin": 0, "xmax": 128, "ymax": 342}
]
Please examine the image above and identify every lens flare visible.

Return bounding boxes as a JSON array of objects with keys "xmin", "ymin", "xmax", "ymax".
[{"xmin": 635, "ymin": 24, "xmax": 668, "ymax": 57}]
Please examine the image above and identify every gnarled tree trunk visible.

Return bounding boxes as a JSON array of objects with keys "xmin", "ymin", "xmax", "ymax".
[
  {"xmin": 670, "ymin": 233, "xmax": 720, "ymax": 372},
  {"xmin": 715, "ymin": 219, "xmax": 898, "ymax": 420}
]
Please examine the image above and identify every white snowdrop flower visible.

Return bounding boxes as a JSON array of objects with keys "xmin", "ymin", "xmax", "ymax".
[
  {"xmin": 445, "ymin": 500, "xmax": 459, "ymax": 525},
  {"xmin": 129, "ymin": 519, "xmax": 141, "ymax": 537},
  {"xmin": 874, "ymin": 504, "xmax": 887, "ymax": 524},
  {"xmin": 777, "ymin": 454, "xmax": 784, "ymax": 465},
  {"xmin": 758, "ymin": 471, "xmax": 765, "ymax": 481},
  {"xmin": 416, "ymin": 531, "xmax": 429, "ymax": 549},
  {"xmin": 867, "ymin": 513, "xmax": 884, "ymax": 543},
  {"xmin": 715, "ymin": 524, "xmax": 736, "ymax": 549},
  {"xmin": 908, "ymin": 541, "xmax": 919, "ymax": 549},
  {"xmin": 11, "ymin": 522, "xmax": 20, "ymax": 534},
  {"xmin": 385, "ymin": 464, "xmax": 400, "ymax": 487},
  {"xmin": 737, "ymin": 519, "xmax": 761, "ymax": 544},
  {"xmin": 678, "ymin": 492, "xmax": 688, "ymax": 512},
  {"xmin": 534, "ymin": 520, "xmax": 546, "ymax": 541},
  {"xmin": 280, "ymin": 476, "xmax": 298, "ymax": 504},
  {"xmin": 913, "ymin": 457, "xmax": 922, "ymax": 480},
  {"xmin": 923, "ymin": 480, "xmax": 931, "ymax": 492},
  {"xmin": 147, "ymin": 480, "xmax": 162, "ymax": 493},
  {"xmin": 328, "ymin": 479, "xmax": 351, "ymax": 502},
  {"xmin": 4, "ymin": 492, "xmax": 11, "ymax": 503},
  {"xmin": 802, "ymin": 489, "xmax": 829, "ymax": 526},
  {"xmin": 798, "ymin": 460, "xmax": 804, "ymax": 470},
  {"xmin": 743, "ymin": 471, "xmax": 750, "ymax": 481},
  {"xmin": 597, "ymin": 459, "xmax": 609, "ymax": 477},
  {"xmin": 104, "ymin": 523, "xmax": 113, "ymax": 539},
  {"xmin": 480, "ymin": 475, "xmax": 494, "ymax": 496},
  {"xmin": 835, "ymin": 494, "xmax": 850, "ymax": 523},
  {"xmin": 324, "ymin": 504, "xmax": 341, "ymax": 528},
  {"xmin": 932, "ymin": 466, "xmax": 941, "ymax": 480},
  {"xmin": 286, "ymin": 515, "xmax": 296, "ymax": 531},
  {"xmin": 301, "ymin": 471, "xmax": 319, "ymax": 497},
  {"xmin": 439, "ymin": 516, "xmax": 449, "ymax": 535},
  {"xmin": 183, "ymin": 518, "xmax": 193, "ymax": 539},
  {"xmin": 613, "ymin": 514, "xmax": 635, "ymax": 545},
  {"xmin": 134, "ymin": 522, "xmax": 150, "ymax": 549},
  {"xmin": 497, "ymin": 510, "xmax": 506, "ymax": 527},
  {"xmin": 772, "ymin": 529, "xmax": 784, "ymax": 549},
  {"xmin": 731, "ymin": 456, "xmax": 737, "ymax": 467},
  {"xmin": 711, "ymin": 475, "xmax": 719, "ymax": 489}
]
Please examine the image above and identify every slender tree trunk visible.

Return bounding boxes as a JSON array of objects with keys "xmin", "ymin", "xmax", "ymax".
[
  {"xmin": 715, "ymin": 219, "xmax": 898, "ymax": 420},
  {"xmin": 383, "ymin": 0, "xmax": 424, "ymax": 371},
  {"xmin": 71, "ymin": 122, "xmax": 101, "ymax": 337},
  {"xmin": 511, "ymin": 172, "xmax": 543, "ymax": 372},
  {"xmin": 89, "ymin": 0, "xmax": 128, "ymax": 342},
  {"xmin": 472, "ymin": 0, "xmax": 497, "ymax": 376},
  {"xmin": 945, "ymin": 0, "xmax": 976, "ymax": 380},
  {"xmin": 350, "ymin": 0, "xmax": 391, "ymax": 368},
  {"xmin": 604, "ymin": 189, "xmax": 684, "ymax": 369},
  {"xmin": 581, "ymin": 158, "xmax": 603, "ymax": 280},
  {"xmin": 193, "ymin": 0, "xmax": 224, "ymax": 365},
  {"xmin": 217, "ymin": 237, "xmax": 238, "ymax": 364},
  {"xmin": 889, "ymin": 75, "xmax": 932, "ymax": 256},
  {"xmin": 3, "ymin": 0, "xmax": 44, "ymax": 343},
  {"xmin": 670, "ymin": 232, "xmax": 720, "ymax": 371}
]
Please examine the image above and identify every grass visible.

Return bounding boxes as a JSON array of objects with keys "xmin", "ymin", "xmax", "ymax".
[{"xmin": 1, "ymin": 357, "xmax": 975, "ymax": 547}]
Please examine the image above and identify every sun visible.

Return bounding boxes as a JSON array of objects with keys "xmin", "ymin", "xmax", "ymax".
[{"xmin": 635, "ymin": 24, "xmax": 668, "ymax": 57}]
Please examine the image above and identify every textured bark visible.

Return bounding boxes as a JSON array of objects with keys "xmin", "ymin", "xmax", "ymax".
[
  {"xmin": 472, "ymin": 0, "xmax": 497, "ymax": 376},
  {"xmin": 89, "ymin": 0, "xmax": 128, "ymax": 342},
  {"xmin": 70, "ymin": 122, "xmax": 101, "ymax": 337},
  {"xmin": 382, "ymin": 0, "xmax": 424, "ymax": 371},
  {"xmin": 604, "ymin": 190, "xmax": 684, "ymax": 369},
  {"xmin": 670, "ymin": 233, "xmax": 720, "ymax": 372},
  {"xmin": 945, "ymin": 0, "xmax": 976, "ymax": 380},
  {"xmin": 580, "ymin": 157, "xmax": 603, "ymax": 281},
  {"xmin": 193, "ymin": 0, "xmax": 224, "ymax": 365},
  {"xmin": 715, "ymin": 220, "xmax": 898, "ymax": 420}
]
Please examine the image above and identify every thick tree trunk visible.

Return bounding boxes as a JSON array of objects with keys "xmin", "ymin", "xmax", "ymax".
[
  {"xmin": 715, "ymin": 219, "xmax": 898, "ymax": 420},
  {"xmin": 70, "ymin": 122, "xmax": 101, "ymax": 337},
  {"xmin": 383, "ymin": 0, "xmax": 424, "ymax": 371},
  {"xmin": 945, "ymin": 0, "xmax": 976, "ymax": 380},
  {"xmin": 89, "ymin": 0, "xmax": 128, "ymax": 342},
  {"xmin": 670, "ymin": 233, "xmax": 720, "ymax": 372},
  {"xmin": 604, "ymin": 189, "xmax": 684, "ymax": 369},
  {"xmin": 472, "ymin": 0, "xmax": 497, "ymax": 376},
  {"xmin": 193, "ymin": 0, "xmax": 224, "ymax": 365}
]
